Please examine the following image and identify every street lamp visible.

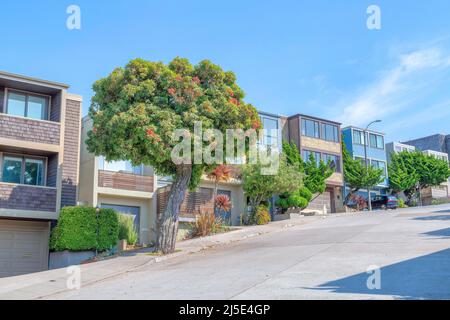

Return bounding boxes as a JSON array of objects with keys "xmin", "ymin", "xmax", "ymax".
[{"xmin": 364, "ymin": 120, "xmax": 382, "ymax": 211}]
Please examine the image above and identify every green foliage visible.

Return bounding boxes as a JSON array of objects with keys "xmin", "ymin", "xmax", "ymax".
[
  {"xmin": 242, "ymin": 155, "xmax": 302, "ymax": 209},
  {"xmin": 97, "ymin": 209, "xmax": 120, "ymax": 251},
  {"xmin": 398, "ymin": 198, "xmax": 408, "ymax": 208},
  {"xmin": 86, "ymin": 57, "xmax": 262, "ymax": 192},
  {"xmin": 50, "ymin": 207, "xmax": 119, "ymax": 252},
  {"xmin": 118, "ymin": 214, "xmax": 138, "ymax": 246},
  {"xmin": 342, "ymin": 141, "xmax": 384, "ymax": 203},
  {"xmin": 276, "ymin": 187, "xmax": 312, "ymax": 210},
  {"xmin": 50, "ymin": 207, "xmax": 97, "ymax": 252},
  {"xmin": 254, "ymin": 205, "xmax": 271, "ymax": 225},
  {"xmin": 303, "ymin": 153, "xmax": 334, "ymax": 195},
  {"xmin": 388, "ymin": 151, "xmax": 450, "ymax": 204}
]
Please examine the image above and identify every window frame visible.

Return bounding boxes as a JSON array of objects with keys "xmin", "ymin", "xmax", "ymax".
[
  {"xmin": 99, "ymin": 156, "xmax": 145, "ymax": 176},
  {"xmin": 369, "ymin": 133, "xmax": 385, "ymax": 150},
  {"xmin": 0, "ymin": 153, "xmax": 47, "ymax": 186},
  {"xmin": 301, "ymin": 117, "xmax": 340, "ymax": 142},
  {"xmin": 4, "ymin": 88, "xmax": 51, "ymax": 121}
]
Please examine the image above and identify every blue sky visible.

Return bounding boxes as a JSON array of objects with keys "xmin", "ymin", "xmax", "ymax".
[{"xmin": 1, "ymin": 1, "xmax": 450, "ymax": 142}]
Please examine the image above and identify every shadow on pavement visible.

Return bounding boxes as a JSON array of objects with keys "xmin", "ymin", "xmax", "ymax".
[
  {"xmin": 311, "ymin": 248, "xmax": 450, "ymax": 300},
  {"xmin": 422, "ymin": 227, "xmax": 450, "ymax": 239}
]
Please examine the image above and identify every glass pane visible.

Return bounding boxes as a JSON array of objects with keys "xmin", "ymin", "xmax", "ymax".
[
  {"xmin": 27, "ymin": 95, "xmax": 48, "ymax": 120},
  {"xmin": 2, "ymin": 157, "xmax": 22, "ymax": 184},
  {"xmin": 24, "ymin": 158, "xmax": 44, "ymax": 186},
  {"xmin": 7, "ymin": 92, "xmax": 26, "ymax": 117},
  {"xmin": 370, "ymin": 134, "xmax": 377, "ymax": 148},
  {"xmin": 377, "ymin": 135, "xmax": 384, "ymax": 149}
]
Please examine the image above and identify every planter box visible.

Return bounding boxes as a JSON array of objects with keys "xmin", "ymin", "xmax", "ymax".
[{"xmin": 49, "ymin": 250, "xmax": 96, "ymax": 270}]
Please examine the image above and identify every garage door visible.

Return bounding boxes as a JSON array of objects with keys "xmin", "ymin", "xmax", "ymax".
[{"xmin": 0, "ymin": 220, "xmax": 50, "ymax": 278}]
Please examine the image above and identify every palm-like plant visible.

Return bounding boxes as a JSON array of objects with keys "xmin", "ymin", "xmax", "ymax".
[
  {"xmin": 207, "ymin": 165, "xmax": 232, "ymax": 213},
  {"xmin": 215, "ymin": 194, "xmax": 232, "ymax": 213}
]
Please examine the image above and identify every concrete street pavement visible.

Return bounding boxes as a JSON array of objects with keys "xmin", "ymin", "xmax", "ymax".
[{"xmin": 1, "ymin": 205, "xmax": 450, "ymax": 300}]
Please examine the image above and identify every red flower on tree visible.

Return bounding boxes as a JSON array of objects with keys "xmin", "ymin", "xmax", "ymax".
[
  {"xmin": 192, "ymin": 76, "xmax": 201, "ymax": 84},
  {"xmin": 252, "ymin": 120, "xmax": 262, "ymax": 130},
  {"xmin": 229, "ymin": 98, "xmax": 239, "ymax": 106},
  {"xmin": 176, "ymin": 75, "xmax": 183, "ymax": 82},
  {"xmin": 167, "ymin": 88, "xmax": 176, "ymax": 95},
  {"xmin": 227, "ymin": 88, "xmax": 234, "ymax": 97}
]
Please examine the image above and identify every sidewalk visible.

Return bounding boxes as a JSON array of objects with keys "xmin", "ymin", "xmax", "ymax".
[{"xmin": 0, "ymin": 213, "xmax": 348, "ymax": 300}]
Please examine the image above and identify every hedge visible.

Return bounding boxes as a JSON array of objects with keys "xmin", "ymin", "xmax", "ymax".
[{"xmin": 50, "ymin": 206, "xmax": 119, "ymax": 252}]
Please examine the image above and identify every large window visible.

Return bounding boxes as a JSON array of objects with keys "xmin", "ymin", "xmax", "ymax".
[
  {"xmin": 99, "ymin": 157, "xmax": 143, "ymax": 175},
  {"xmin": 302, "ymin": 150, "xmax": 321, "ymax": 167},
  {"xmin": 302, "ymin": 119, "xmax": 320, "ymax": 139},
  {"xmin": 261, "ymin": 116, "xmax": 279, "ymax": 148},
  {"xmin": 322, "ymin": 153, "xmax": 341, "ymax": 172},
  {"xmin": 371, "ymin": 159, "xmax": 387, "ymax": 178},
  {"xmin": 353, "ymin": 130, "xmax": 366, "ymax": 145},
  {"xmin": 369, "ymin": 133, "xmax": 384, "ymax": 149},
  {"xmin": 322, "ymin": 123, "xmax": 339, "ymax": 142},
  {"xmin": 1, "ymin": 155, "xmax": 45, "ymax": 186},
  {"xmin": 6, "ymin": 90, "xmax": 49, "ymax": 120}
]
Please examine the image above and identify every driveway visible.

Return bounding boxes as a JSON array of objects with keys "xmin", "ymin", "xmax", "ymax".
[{"xmin": 4, "ymin": 205, "xmax": 450, "ymax": 300}]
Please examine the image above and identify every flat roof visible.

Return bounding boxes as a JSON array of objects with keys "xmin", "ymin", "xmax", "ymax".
[
  {"xmin": 288, "ymin": 113, "xmax": 342, "ymax": 125},
  {"xmin": 0, "ymin": 70, "xmax": 70, "ymax": 89},
  {"xmin": 342, "ymin": 125, "xmax": 385, "ymax": 136}
]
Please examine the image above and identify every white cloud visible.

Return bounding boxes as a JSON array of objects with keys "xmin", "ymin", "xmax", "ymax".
[{"xmin": 334, "ymin": 48, "xmax": 450, "ymax": 127}]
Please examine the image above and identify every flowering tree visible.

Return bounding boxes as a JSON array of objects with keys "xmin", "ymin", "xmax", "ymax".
[{"xmin": 86, "ymin": 58, "xmax": 261, "ymax": 253}]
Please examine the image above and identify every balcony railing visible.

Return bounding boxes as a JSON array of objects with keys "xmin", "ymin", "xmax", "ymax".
[
  {"xmin": 0, "ymin": 113, "xmax": 61, "ymax": 145},
  {"xmin": 0, "ymin": 182, "xmax": 57, "ymax": 212},
  {"xmin": 98, "ymin": 170, "xmax": 154, "ymax": 193}
]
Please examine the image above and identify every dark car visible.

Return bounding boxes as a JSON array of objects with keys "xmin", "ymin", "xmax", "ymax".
[{"xmin": 371, "ymin": 195, "xmax": 399, "ymax": 210}]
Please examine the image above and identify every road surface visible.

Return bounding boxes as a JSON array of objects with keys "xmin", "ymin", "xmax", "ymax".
[{"xmin": 50, "ymin": 205, "xmax": 450, "ymax": 300}]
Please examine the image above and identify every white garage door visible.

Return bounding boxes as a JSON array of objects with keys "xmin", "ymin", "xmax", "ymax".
[{"xmin": 0, "ymin": 220, "xmax": 50, "ymax": 278}]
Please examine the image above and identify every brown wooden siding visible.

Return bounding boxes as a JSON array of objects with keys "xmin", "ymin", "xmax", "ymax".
[
  {"xmin": 0, "ymin": 183, "xmax": 57, "ymax": 212},
  {"xmin": 0, "ymin": 114, "xmax": 61, "ymax": 145},
  {"xmin": 61, "ymin": 99, "xmax": 81, "ymax": 208},
  {"xmin": 98, "ymin": 170, "xmax": 154, "ymax": 193},
  {"xmin": 157, "ymin": 186, "xmax": 214, "ymax": 219}
]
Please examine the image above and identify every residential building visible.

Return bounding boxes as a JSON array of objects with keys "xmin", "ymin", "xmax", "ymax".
[
  {"xmin": 283, "ymin": 114, "xmax": 344, "ymax": 213},
  {"xmin": 342, "ymin": 126, "xmax": 389, "ymax": 198},
  {"xmin": 0, "ymin": 71, "xmax": 82, "ymax": 277}
]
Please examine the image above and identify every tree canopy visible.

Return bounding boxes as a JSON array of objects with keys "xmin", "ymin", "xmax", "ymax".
[{"xmin": 86, "ymin": 57, "xmax": 262, "ymax": 253}]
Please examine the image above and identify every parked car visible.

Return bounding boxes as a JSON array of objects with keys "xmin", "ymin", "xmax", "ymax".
[{"xmin": 371, "ymin": 195, "xmax": 399, "ymax": 210}]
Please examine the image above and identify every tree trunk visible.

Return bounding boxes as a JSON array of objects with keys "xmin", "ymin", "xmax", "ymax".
[{"xmin": 156, "ymin": 165, "xmax": 192, "ymax": 254}]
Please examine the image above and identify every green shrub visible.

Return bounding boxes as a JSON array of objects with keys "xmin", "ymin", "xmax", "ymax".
[
  {"xmin": 287, "ymin": 195, "xmax": 308, "ymax": 209},
  {"xmin": 254, "ymin": 205, "xmax": 271, "ymax": 225},
  {"xmin": 118, "ymin": 214, "xmax": 138, "ymax": 246},
  {"xmin": 398, "ymin": 198, "xmax": 408, "ymax": 208},
  {"xmin": 298, "ymin": 187, "xmax": 313, "ymax": 203},
  {"xmin": 97, "ymin": 208, "xmax": 120, "ymax": 251},
  {"xmin": 50, "ymin": 207, "xmax": 97, "ymax": 251},
  {"xmin": 50, "ymin": 206, "xmax": 119, "ymax": 252}
]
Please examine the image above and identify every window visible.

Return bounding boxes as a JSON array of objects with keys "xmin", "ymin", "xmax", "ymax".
[
  {"xmin": 322, "ymin": 123, "xmax": 339, "ymax": 142},
  {"xmin": 302, "ymin": 150, "xmax": 321, "ymax": 167},
  {"xmin": 322, "ymin": 153, "xmax": 341, "ymax": 172},
  {"xmin": 1, "ymin": 155, "xmax": 45, "ymax": 186},
  {"xmin": 261, "ymin": 117, "xmax": 279, "ymax": 148},
  {"xmin": 302, "ymin": 119, "xmax": 320, "ymax": 139},
  {"xmin": 6, "ymin": 90, "xmax": 49, "ymax": 120},
  {"xmin": 353, "ymin": 130, "xmax": 366, "ymax": 145},
  {"xmin": 369, "ymin": 133, "xmax": 384, "ymax": 149},
  {"xmin": 2, "ymin": 156, "xmax": 22, "ymax": 184},
  {"xmin": 99, "ymin": 157, "xmax": 143, "ymax": 175},
  {"xmin": 371, "ymin": 160, "xmax": 387, "ymax": 178}
]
